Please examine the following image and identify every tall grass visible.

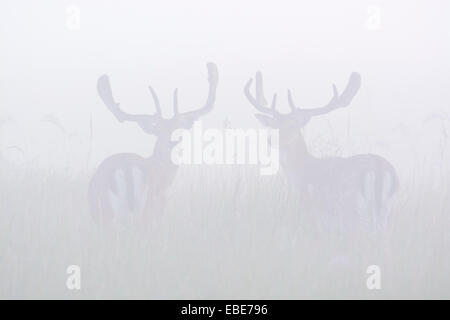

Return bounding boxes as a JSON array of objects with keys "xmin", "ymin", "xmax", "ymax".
[{"xmin": 0, "ymin": 155, "xmax": 449, "ymax": 299}]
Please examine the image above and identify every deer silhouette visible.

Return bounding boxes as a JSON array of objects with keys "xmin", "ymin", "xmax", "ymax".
[
  {"xmin": 88, "ymin": 63, "xmax": 218, "ymax": 225},
  {"xmin": 244, "ymin": 71, "xmax": 398, "ymax": 237}
]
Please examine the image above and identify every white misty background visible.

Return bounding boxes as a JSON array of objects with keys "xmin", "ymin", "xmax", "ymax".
[{"xmin": 0, "ymin": 0, "xmax": 449, "ymax": 298}]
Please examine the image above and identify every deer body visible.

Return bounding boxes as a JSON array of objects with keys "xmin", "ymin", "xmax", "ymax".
[
  {"xmin": 282, "ymin": 132, "xmax": 397, "ymax": 203},
  {"xmin": 88, "ymin": 63, "xmax": 218, "ymax": 225}
]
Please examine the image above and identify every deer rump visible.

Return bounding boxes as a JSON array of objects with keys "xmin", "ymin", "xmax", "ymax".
[
  {"xmin": 88, "ymin": 153, "xmax": 173, "ymax": 225},
  {"xmin": 292, "ymin": 153, "xmax": 398, "ymax": 235}
]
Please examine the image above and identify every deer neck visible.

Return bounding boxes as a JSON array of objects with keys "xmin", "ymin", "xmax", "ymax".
[
  {"xmin": 146, "ymin": 138, "xmax": 178, "ymax": 172},
  {"xmin": 281, "ymin": 130, "xmax": 314, "ymax": 173}
]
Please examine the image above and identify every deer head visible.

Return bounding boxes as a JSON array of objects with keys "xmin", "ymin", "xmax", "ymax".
[
  {"xmin": 244, "ymin": 71, "xmax": 361, "ymax": 148},
  {"xmin": 96, "ymin": 63, "xmax": 219, "ymax": 147}
]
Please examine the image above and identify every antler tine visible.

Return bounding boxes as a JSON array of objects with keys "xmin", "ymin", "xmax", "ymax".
[
  {"xmin": 244, "ymin": 72, "xmax": 279, "ymax": 116},
  {"xmin": 97, "ymin": 74, "xmax": 161, "ymax": 136},
  {"xmin": 271, "ymin": 93, "xmax": 277, "ymax": 110},
  {"xmin": 255, "ymin": 71, "xmax": 268, "ymax": 106},
  {"xmin": 97, "ymin": 74, "xmax": 147, "ymax": 123},
  {"xmin": 303, "ymin": 72, "xmax": 362, "ymax": 117},
  {"xmin": 173, "ymin": 88, "xmax": 179, "ymax": 115},
  {"xmin": 287, "ymin": 90, "xmax": 297, "ymax": 111},
  {"xmin": 148, "ymin": 86, "xmax": 162, "ymax": 117},
  {"xmin": 97, "ymin": 74, "xmax": 125, "ymax": 122},
  {"xmin": 176, "ymin": 63, "xmax": 218, "ymax": 119}
]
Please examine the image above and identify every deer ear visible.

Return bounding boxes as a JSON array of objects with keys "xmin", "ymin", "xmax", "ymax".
[{"xmin": 254, "ymin": 114, "xmax": 276, "ymax": 128}]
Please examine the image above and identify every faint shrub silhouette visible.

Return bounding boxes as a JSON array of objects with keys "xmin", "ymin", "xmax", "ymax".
[{"xmin": 0, "ymin": 114, "xmax": 26, "ymax": 165}]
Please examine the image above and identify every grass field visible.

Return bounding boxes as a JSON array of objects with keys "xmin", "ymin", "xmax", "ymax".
[{"xmin": 1, "ymin": 151, "xmax": 449, "ymax": 299}]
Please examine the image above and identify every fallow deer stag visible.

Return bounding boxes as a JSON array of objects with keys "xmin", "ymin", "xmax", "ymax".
[
  {"xmin": 244, "ymin": 71, "xmax": 398, "ymax": 236},
  {"xmin": 88, "ymin": 63, "xmax": 218, "ymax": 225}
]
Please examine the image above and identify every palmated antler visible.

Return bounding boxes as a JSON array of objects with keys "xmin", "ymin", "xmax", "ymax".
[{"xmin": 96, "ymin": 63, "xmax": 219, "ymax": 134}]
